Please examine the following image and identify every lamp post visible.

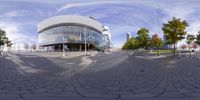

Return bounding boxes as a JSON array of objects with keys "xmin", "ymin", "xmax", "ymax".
[
  {"xmin": 63, "ymin": 43, "xmax": 65, "ymax": 56},
  {"xmin": 84, "ymin": 27, "xmax": 87, "ymax": 55}
]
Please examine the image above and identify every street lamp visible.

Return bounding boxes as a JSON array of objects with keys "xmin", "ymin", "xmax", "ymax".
[
  {"xmin": 84, "ymin": 27, "xmax": 87, "ymax": 55},
  {"xmin": 63, "ymin": 43, "xmax": 65, "ymax": 56}
]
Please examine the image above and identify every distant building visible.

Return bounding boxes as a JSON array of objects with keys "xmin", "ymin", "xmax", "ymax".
[
  {"xmin": 102, "ymin": 26, "xmax": 111, "ymax": 49},
  {"xmin": 163, "ymin": 34, "xmax": 167, "ymax": 43},
  {"xmin": 162, "ymin": 35, "xmax": 172, "ymax": 49},
  {"xmin": 126, "ymin": 32, "xmax": 131, "ymax": 42}
]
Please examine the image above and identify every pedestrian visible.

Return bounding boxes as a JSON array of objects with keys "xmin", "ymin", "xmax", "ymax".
[{"xmin": 157, "ymin": 50, "xmax": 160, "ymax": 56}]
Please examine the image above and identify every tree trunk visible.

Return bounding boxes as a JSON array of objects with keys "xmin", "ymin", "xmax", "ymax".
[
  {"xmin": 173, "ymin": 43, "xmax": 176, "ymax": 55},
  {"xmin": 142, "ymin": 47, "xmax": 144, "ymax": 53},
  {"xmin": 189, "ymin": 43, "xmax": 191, "ymax": 57}
]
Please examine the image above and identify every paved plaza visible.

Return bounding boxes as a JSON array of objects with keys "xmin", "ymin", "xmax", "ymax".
[{"xmin": 1, "ymin": 51, "xmax": 200, "ymax": 100}]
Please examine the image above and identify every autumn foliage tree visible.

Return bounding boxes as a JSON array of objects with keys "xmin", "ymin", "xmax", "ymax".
[
  {"xmin": 151, "ymin": 33, "xmax": 163, "ymax": 50},
  {"xmin": 180, "ymin": 44, "xmax": 187, "ymax": 50},
  {"xmin": 191, "ymin": 43, "xmax": 198, "ymax": 49},
  {"xmin": 31, "ymin": 43, "xmax": 37, "ymax": 51}
]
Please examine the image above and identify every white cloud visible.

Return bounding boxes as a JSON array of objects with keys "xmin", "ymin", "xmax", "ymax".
[
  {"xmin": 1, "ymin": 11, "xmax": 19, "ymax": 17},
  {"xmin": 58, "ymin": 1, "xmax": 110, "ymax": 11},
  {"xmin": 187, "ymin": 22, "xmax": 200, "ymax": 35},
  {"xmin": 160, "ymin": 4, "xmax": 194, "ymax": 20},
  {"xmin": 0, "ymin": 22, "xmax": 19, "ymax": 40},
  {"xmin": 109, "ymin": 24, "xmax": 138, "ymax": 37},
  {"xmin": 112, "ymin": 40, "xmax": 125, "ymax": 48},
  {"xmin": 0, "ymin": 22, "xmax": 37, "ymax": 44},
  {"xmin": 57, "ymin": 1, "xmax": 139, "ymax": 12},
  {"xmin": 84, "ymin": 13, "xmax": 109, "ymax": 19}
]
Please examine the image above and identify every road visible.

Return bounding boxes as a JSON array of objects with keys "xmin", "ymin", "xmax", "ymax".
[{"xmin": 0, "ymin": 52, "xmax": 200, "ymax": 100}]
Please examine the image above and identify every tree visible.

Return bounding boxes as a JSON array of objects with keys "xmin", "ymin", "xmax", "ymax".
[
  {"xmin": 151, "ymin": 33, "xmax": 163, "ymax": 50},
  {"xmin": 0, "ymin": 29, "xmax": 12, "ymax": 50},
  {"xmin": 187, "ymin": 34, "xmax": 195, "ymax": 44},
  {"xmin": 0, "ymin": 29, "xmax": 6, "ymax": 46},
  {"xmin": 24, "ymin": 43, "xmax": 29, "ymax": 52},
  {"xmin": 162, "ymin": 17, "xmax": 188, "ymax": 55},
  {"xmin": 31, "ymin": 43, "xmax": 37, "ymax": 51},
  {"xmin": 180, "ymin": 44, "xmax": 187, "ymax": 50},
  {"xmin": 191, "ymin": 43, "xmax": 198, "ymax": 49},
  {"xmin": 137, "ymin": 28, "xmax": 149, "ymax": 51},
  {"xmin": 186, "ymin": 34, "xmax": 195, "ymax": 56},
  {"xmin": 122, "ymin": 38, "xmax": 132, "ymax": 50},
  {"xmin": 195, "ymin": 32, "xmax": 200, "ymax": 46},
  {"xmin": 131, "ymin": 37, "xmax": 140, "ymax": 50},
  {"xmin": 122, "ymin": 37, "xmax": 139, "ymax": 50}
]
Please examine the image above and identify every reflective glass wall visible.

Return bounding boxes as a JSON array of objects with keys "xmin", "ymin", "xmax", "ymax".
[{"xmin": 39, "ymin": 25, "xmax": 106, "ymax": 50}]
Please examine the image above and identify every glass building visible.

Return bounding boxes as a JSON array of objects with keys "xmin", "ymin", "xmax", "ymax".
[{"xmin": 37, "ymin": 15, "xmax": 111, "ymax": 51}]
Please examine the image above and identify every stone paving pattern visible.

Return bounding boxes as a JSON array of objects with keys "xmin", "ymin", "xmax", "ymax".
[{"xmin": 1, "ymin": 52, "xmax": 200, "ymax": 100}]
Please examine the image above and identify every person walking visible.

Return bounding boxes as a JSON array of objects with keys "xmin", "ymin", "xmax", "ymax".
[{"xmin": 157, "ymin": 50, "xmax": 160, "ymax": 56}]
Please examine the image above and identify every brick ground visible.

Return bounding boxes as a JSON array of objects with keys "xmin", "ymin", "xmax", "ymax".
[{"xmin": 0, "ymin": 52, "xmax": 200, "ymax": 100}]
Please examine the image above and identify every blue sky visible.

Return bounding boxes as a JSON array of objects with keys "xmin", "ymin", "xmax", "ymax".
[{"xmin": 0, "ymin": 0, "xmax": 200, "ymax": 48}]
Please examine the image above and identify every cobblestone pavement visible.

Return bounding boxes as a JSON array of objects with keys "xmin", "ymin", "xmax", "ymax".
[{"xmin": 1, "ymin": 52, "xmax": 200, "ymax": 100}]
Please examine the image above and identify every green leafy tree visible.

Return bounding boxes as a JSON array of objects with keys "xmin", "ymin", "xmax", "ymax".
[
  {"xmin": 122, "ymin": 39, "xmax": 132, "ymax": 50},
  {"xmin": 122, "ymin": 37, "xmax": 139, "ymax": 50},
  {"xmin": 0, "ymin": 29, "xmax": 12, "ymax": 48},
  {"xmin": 195, "ymin": 32, "xmax": 200, "ymax": 46},
  {"xmin": 137, "ymin": 28, "xmax": 149, "ymax": 51},
  {"xmin": 122, "ymin": 39, "xmax": 131, "ymax": 50},
  {"xmin": 151, "ymin": 33, "xmax": 163, "ymax": 50},
  {"xmin": 129, "ymin": 37, "xmax": 140, "ymax": 50},
  {"xmin": 162, "ymin": 17, "xmax": 188, "ymax": 55},
  {"xmin": 187, "ymin": 34, "xmax": 195, "ymax": 44},
  {"xmin": 0, "ymin": 29, "xmax": 6, "ymax": 46}
]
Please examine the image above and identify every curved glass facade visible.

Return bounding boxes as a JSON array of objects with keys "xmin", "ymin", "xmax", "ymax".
[{"xmin": 39, "ymin": 25, "xmax": 106, "ymax": 51}]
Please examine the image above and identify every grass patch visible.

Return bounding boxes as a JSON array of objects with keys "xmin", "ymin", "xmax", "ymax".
[{"xmin": 146, "ymin": 50, "xmax": 174, "ymax": 54}]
